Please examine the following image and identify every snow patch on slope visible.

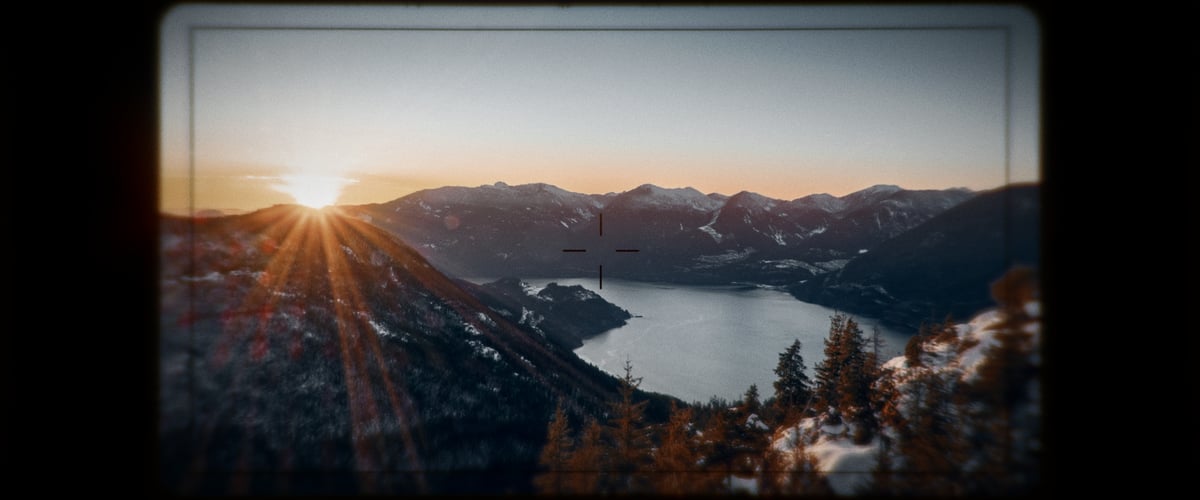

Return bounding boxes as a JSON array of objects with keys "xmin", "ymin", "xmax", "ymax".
[
  {"xmin": 467, "ymin": 339, "xmax": 502, "ymax": 362},
  {"xmin": 693, "ymin": 248, "xmax": 757, "ymax": 268},
  {"xmin": 698, "ymin": 224, "xmax": 723, "ymax": 243},
  {"xmin": 774, "ymin": 301, "xmax": 1041, "ymax": 494},
  {"xmin": 772, "ymin": 232, "xmax": 787, "ymax": 246},
  {"xmin": 621, "ymin": 184, "xmax": 724, "ymax": 212},
  {"xmin": 760, "ymin": 259, "xmax": 849, "ymax": 275},
  {"xmin": 521, "ymin": 280, "xmax": 546, "ymax": 297},
  {"xmin": 698, "ymin": 209, "xmax": 724, "ymax": 243}
]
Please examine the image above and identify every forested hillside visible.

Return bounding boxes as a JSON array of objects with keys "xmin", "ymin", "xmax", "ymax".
[{"xmin": 532, "ymin": 266, "xmax": 1041, "ymax": 495}]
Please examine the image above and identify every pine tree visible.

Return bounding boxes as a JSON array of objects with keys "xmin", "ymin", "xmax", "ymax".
[
  {"xmin": 867, "ymin": 435, "xmax": 897, "ymax": 495},
  {"xmin": 904, "ymin": 323, "xmax": 928, "ymax": 367},
  {"xmin": 869, "ymin": 362, "xmax": 900, "ymax": 485},
  {"xmin": 813, "ymin": 313, "xmax": 876, "ymax": 439},
  {"xmin": 606, "ymin": 359, "xmax": 652, "ymax": 493},
  {"xmin": 730, "ymin": 385, "xmax": 770, "ymax": 478},
  {"xmin": 565, "ymin": 418, "xmax": 607, "ymax": 494},
  {"xmin": 534, "ymin": 401, "xmax": 574, "ymax": 494},
  {"xmin": 867, "ymin": 325, "xmax": 886, "ymax": 372},
  {"xmin": 872, "ymin": 266, "xmax": 1041, "ymax": 496},
  {"xmin": 813, "ymin": 313, "xmax": 847, "ymax": 411},
  {"xmin": 832, "ymin": 316, "xmax": 877, "ymax": 441},
  {"xmin": 698, "ymin": 405, "xmax": 736, "ymax": 493},
  {"xmin": 858, "ymin": 326, "xmax": 886, "ymax": 442},
  {"xmin": 967, "ymin": 327, "xmax": 1037, "ymax": 494},
  {"xmin": 651, "ymin": 401, "xmax": 700, "ymax": 495},
  {"xmin": 742, "ymin": 384, "xmax": 761, "ymax": 416},
  {"xmin": 835, "ymin": 316, "xmax": 867, "ymax": 392},
  {"xmin": 873, "ymin": 368, "xmax": 901, "ymax": 432},
  {"xmin": 891, "ymin": 371, "xmax": 968, "ymax": 496},
  {"xmin": 958, "ymin": 266, "xmax": 1040, "ymax": 495},
  {"xmin": 772, "ymin": 339, "xmax": 813, "ymax": 421}
]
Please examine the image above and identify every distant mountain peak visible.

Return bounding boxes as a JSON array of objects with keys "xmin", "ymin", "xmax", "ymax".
[
  {"xmin": 790, "ymin": 192, "xmax": 847, "ymax": 213},
  {"xmin": 616, "ymin": 184, "xmax": 722, "ymax": 211},
  {"xmin": 727, "ymin": 190, "xmax": 779, "ymax": 211},
  {"xmin": 858, "ymin": 184, "xmax": 903, "ymax": 195},
  {"xmin": 729, "ymin": 190, "xmax": 774, "ymax": 202},
  {"xmin": 484, "ymin": 181, "xmax": 564, "ymax": 193},
  {"xmin": 837, "ymin": 184, "xmax": 907, "ymax": 210},
  {"xmin": 407, "ymin": 181, "xmax": 600, "ymax": 209}
]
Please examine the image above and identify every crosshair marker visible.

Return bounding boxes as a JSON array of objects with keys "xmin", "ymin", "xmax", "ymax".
[{"xmin": 561, "ymin": 212, "xmax": 638, "ymax": 290}]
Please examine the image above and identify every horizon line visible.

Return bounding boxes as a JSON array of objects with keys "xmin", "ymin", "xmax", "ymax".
[{"xmin": 160, "ymin": 179, "xmax": 1039, "ymax": 216}]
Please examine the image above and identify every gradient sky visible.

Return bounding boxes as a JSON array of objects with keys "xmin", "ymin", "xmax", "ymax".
[{"xmin": 160, "ymin": 5, "xmax": 1039, "ymax": 214}]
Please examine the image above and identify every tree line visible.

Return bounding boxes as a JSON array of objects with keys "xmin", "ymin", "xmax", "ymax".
[
  {"xmin": 534, "ymin": 266, "xmax": 1040, "ymax": 495},
  {"xmin": 532, "ymin": 312, "xmax": 878, "ymax": 495}
]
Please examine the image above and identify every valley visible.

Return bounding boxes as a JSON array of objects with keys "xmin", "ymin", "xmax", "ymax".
[{"xmin": 158, "ymin": 181, "xmax": 1040, "ymax": 495}]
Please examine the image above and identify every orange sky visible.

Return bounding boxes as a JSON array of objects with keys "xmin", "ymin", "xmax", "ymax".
[{"xmin": 159, "ymin": 5, "xmax": 1039, "ymax": 214}]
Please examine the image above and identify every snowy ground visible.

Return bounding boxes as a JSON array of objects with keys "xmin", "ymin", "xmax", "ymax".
[
  {"xmin": 771, "ymin": 301, "xmax": 1041, "ymax": 495},
  {"xmin": 773, "ymin": 418, "xmax": 879, "ymax": 495}
]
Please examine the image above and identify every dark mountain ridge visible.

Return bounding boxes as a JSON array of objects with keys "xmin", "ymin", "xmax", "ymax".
[
  {"xmin": 456, "ymin": 277, "xmax": 633, "ymax": 349},
  {"xmin": 788, "ymin": 183, "xmax": 1040, "ymax": 331},
  {"xmin": 159, "ymin": 205, "xmax": 672, "ymax": 494}
]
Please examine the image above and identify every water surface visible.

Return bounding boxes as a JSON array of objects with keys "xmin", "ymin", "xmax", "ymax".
[{"xmin": 523, "ymin": 278, "xmax": 910, "ymax": 404}]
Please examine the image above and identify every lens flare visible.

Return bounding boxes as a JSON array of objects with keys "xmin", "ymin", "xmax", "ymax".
[{"xmin": 271, "ymin": 174, "xmax": 357, "ymax": 208}]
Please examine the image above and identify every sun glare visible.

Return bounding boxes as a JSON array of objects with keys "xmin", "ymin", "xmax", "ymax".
[{"xmin": 271, "ymin": 174, "xmax": 357, "ymax": 209}]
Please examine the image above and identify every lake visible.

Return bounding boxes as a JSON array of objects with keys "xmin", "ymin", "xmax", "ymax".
[{"xmin": 521, "ymin": 278, "xmax": 911, "ymax": 404}]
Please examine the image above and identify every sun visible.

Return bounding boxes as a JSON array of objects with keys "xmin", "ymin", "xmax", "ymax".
[{"xmin": 271, "ymin": 173, "xmax": 357, "ymax": 209}]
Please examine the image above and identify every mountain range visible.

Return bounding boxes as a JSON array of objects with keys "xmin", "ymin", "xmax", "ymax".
[
  {"xmin": 340, "ymin": 181, "xmax": 1037, "ymax": 331},
  {"xmin": 340, "ymin": 182, "xmax": 974, "ymax": 286}
]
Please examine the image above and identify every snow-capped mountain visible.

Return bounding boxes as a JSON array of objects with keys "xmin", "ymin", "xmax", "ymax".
[
  {"xmin": 343, "ymin": 182, "xmax": 603, "ymax": 279},
  {"xmin": 837, "ymin": 183, "xmax": 904, "ymax": 208},
  {"xmin": 800, "ymin": 187, "xmax": 976, "ymax": 254},
  {"xmin": 789, "ymin": 192, "xmax": 847, "ymax": 213},
  {"xmin": 790, "ymin": 183, "xmax": 1039, "ymax": 331},
  {"xmin": 342, "ymin": 182, "xmax": 974, "ymax": 286},
  {"xmin": 158, "ymin": 205, "xmax": 666, "ymax": 494},
  {"xmin": 604, "ymin": 183, "xmax": 725, "ymax": 213},
  {"xmin": 704, "ymin": 190, "xmax": 833, "ymax": 251},
  {"xmin": 417, "ymin": 181, "xmax": 603, "ymax": 210}
]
